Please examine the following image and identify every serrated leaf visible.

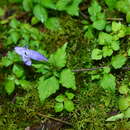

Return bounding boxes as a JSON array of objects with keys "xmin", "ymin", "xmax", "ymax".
[
  {"xmin": 41, "ymin": 0, "xmax": 56, "ymax": 9},
  {"xmin": 60, "ymin": 69, "xmax": 76, "ymax": 90},
  {"xmin": 111, "ymin": 41, "xmax": 120, "ymax": 51},
  {"xmin": 112, "ymin": 22, "xmax": 122, "ymax": 32},
  {"xmin": 111, "ymin": 55, "xmax": 127, "ymax": 69},
  {"xmin": 56, "ymin": 0, "xmax": 70, "ymax": 10},
  {"xmin": 91, "ymin": 49, "xmax": 102, "ymax": 60},
  {"xmin": 66, "ymin": 0, "xmax": 82, "ymax": 16},
  {"xmin": 23, "ymin": 0, "xmax": 33, "ymax": 11},
  {"xmin": 124, "ymin": 107, "xmax": 130, "ymax": 118},
  {"xmin": 119, "ymin": 85, "xmax": 129, "ymax": 95},
  {"xmin": 88, "ymin": 1, "xmax": 101, "ymax": 17},
  {"xmin": 49, "ymin": 43, "xmax": 67, "ymax": 68},
  {"xmin": 33, "ymin": 4, "xmax": 48, "ymax": 23},
  {"xmin": 64, "ymin": 100, "xmax": 74, "ymax": 112},
  {"xmin": 118, "ymin": 96, "xmax": 130, "ymax": 110},
  {"xmin": 105, "ymin": 0, "xmax": 117, "ymax": 9},
  {"xmin": 65, "ymin": 92, "xmax": 75, "ymax": 100},
  {"xmin": 106, "ymin": 113, "xmax": 124, "ymax": 121},
  {"xmin": 12, "ymin": 64, "xmax": 24, "ymax": 78},
  {"xmin": 5, "ymin": 79, "xmax": 15, "ymax": 95},
  {"xmin": 93, "ymin": 20, "xmax": 106, "ymax": 30},
  {"xmin": 38, "ymin": 76, "xmax": 59, "ymax": 102},
  {"xmin": 54, "ymin": 102, "xmax": 64, "ymax": 112},
  {"xmin": 102, "ymin": 46, "xmax": 113, "ymax": 57},
  {"xmin": 10, "ymin": 31, "xmax": 20, "ymax": 44},
  {"xmin": 10, "ymin": 19, "xmax": 20, "ymax": 28},
  {"xmin": 45, "ymin": 17, "xmax": 61, "ymax": 31},
  {"xmin": 55, "ymin": 95, "xmax": 65, "ymax": 102},
  {"xmin": 100, "ymin": 74, "xmax": 116, "ymax": 92}
]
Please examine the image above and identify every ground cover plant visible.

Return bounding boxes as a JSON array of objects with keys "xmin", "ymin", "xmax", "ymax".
[{"xmin": 0, "ymin": 0, "xmax": 130, "ymax": 129}]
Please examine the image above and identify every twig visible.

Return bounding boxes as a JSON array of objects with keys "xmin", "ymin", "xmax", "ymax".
[
  {"xmin": 72, "ymin": 66, "xmax": 130, "ymax": 72},
  {"xmin": 80, "ymin": 11, "xmax": 88, "ymax": 19},
  {"xmin": 106, "ymin": 18, "xmax": 123, "ymax": 21},
  {"xmin": 36, "ymin": 112, "xmax": 72, "ymax": 126}
]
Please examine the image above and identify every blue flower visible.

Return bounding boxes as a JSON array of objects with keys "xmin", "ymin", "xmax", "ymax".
[{"xmin": 14, "ymin": 46, "xmax": 48, "ymax": 66}]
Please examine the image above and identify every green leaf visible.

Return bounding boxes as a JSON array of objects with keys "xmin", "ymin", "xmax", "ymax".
[
  {"xmin": 56, "ymin": 0, "xmax": 70, "ymax": 11},
  {"xmin": 12, "ymin": 65, "xmax": 24, "ymax": 78},
  {"xmin": 93, "ymin": 20, "xmax": 106, "ymax": 30},
  {"xmin": 106, "ymin": 113, "xmax": 124, "ymax": 121},
  {"xmin": 128, "ymin": 48, "xmax": 130, "ymax": 56},
  {"xmin": 111, "ymin": 41, "xmax": 120, "ymax": 51},
  {"xmin": 64, "ymin": 100, "xmax": 74, "ymax": 112},
  {"xmin": 111, "ymin": 55, "xmax": 127, "ymax": 69},
  {"xmin": 100, "ymin": 74, "xmax": 116, "ymax": 92},
  {"xmin": 119, "ymin": 85, "xmax": 129, "ymax": 95},
  {"xmin": 38, "ymin": 76, "xmax": 59, "ymax": 102},
  {"xmin": 10, "ymin": 19, "xmax": 20, "ymax": 28},
  {"xmin": 112, "ymin": 22, "xmax": 122, "ymax": 32},
  {"xmin": 102, "ymin": 46, "xmax": 113, "ymax": 57},
  {"xmin": 54, "ymin": 102, "xmax": 64, "ymax": 112},
  {"xmin": 98, "ymin": 32, "xmax": 112, "ymax": 45},
  {"xmin": 60, "ymin": 69, "xmax": 76, "ymax": 90},
  {"xmin": 126, "ymin": 12, "xmax": 130, "ymax": 23},
  {"xmin": 104, "ymin": 0, "xmax": 117, "ymax": 9},
  {"xmin": 33, "ymin": 4, "xmax": 48, "ymax": 23},
  {"xmin": 91, "ymin": 49, "xmax": 102, "ymax": 60},
  {"xmin": 55, "ymin": 95, "xmax": 65, "ymax": 102},
  {"xmin": 65, "ymin": 0, "xmax": 82, "ymax": 16},
  {"xmin": 124, "ymin": 107, "xmax": 130, "ymax": 118},
  {"xmin": 41, "ymin": 0, "xmax": 56, "ymax": 9},
  {"xmin": 65, "ymin": 92, "xmax": 75, "ymax": 100},
  {"xmin": 49, "ymin": 43, "xmax": 67, "ymax": 68},
  {"xmin": 45, "ymin": 17, "xmax": 61, "ymax": 31},
  {"xmin": 19, "ymin": 80, "xmax": 32, "ymax": 91},
  {"xmin": 118, "ymin": 96, "xmax": 130, "ymax": 110},
  {"xmin": 23, "ymin": 0, "xmax": 33, "ymax": 11},
  {"xmin": 5, "ymin": 79, "xmax": 15, "ymax": 95},
  {"xmin": 10, "ymin": 31, "xmax": 20, "ymax": 44},
  {"xmin": 88, "ymin": 1, "xmax": 101, "ymax": 17},
  {"xmin": 0, "ymin": 8, "xmax": 4, "ymax": 16}
]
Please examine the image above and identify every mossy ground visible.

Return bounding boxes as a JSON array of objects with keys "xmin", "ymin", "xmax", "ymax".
[{"xmin": 0, "ymin": 2, "xmax": 130, "ymax": 130}]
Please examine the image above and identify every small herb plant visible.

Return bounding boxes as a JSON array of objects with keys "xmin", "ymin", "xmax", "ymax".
[{"xmin": 0, "ymin": 19, "xmax": 76, "ymax": 112}]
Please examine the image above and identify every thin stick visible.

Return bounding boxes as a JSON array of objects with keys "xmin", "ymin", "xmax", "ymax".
[
  {"xmin": 36, "ymin": 112, "xmax": 72, "ymax": 126},
  {"xmin": 72, "ymin": 66, "xmax": 130, "ymax": 72},
  {"xmin": 106, "ymin": 18, "xmax": 123, "ymax": 21}
]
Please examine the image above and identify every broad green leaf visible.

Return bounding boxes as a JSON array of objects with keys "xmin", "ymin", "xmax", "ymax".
[
  {"xmin": 93, "ymin": 20, "xmax": 106, "ymax": 30},
  {"xmin": 41, "ymin": 0, "xmax": 56, "ymax": 9},
  {"xmin": 10, "ymin": 19, "xmax": 20, "ymax": 28},
  {"xmin": 64, "ymin": 100, "xmax": 74, "ymax": 112},
  {"xmin": 56, "ymin": 0, "xmax": 70, "ymax": 10},
  {"xmin": 91, "ymin": 49, "xmax": 102, "ymax": 60},
  {"xmin": 111, "ymin": 41, "xmax": 120, "ymax": 51},
  {"xmin": 54, "ymin": 102, "xmax": 64, "ymax": 112},
  {"xmin": 60, "ymin": 69, "xmax": 76, "ymax": 90},
  {"xmin": 38, "ymin": 76, "xmax": 59, "ymax": 102},
  {"xmin": 111, "ymin": 55, "xmax": 127, "ymax": 69},
  {"xmin": 45, "ymin": 17, "xmax": 61, "ymax": 31},
  {"xmin": 5, "ymin": 79, "xmax": 15, "ymax": 95},
  {"xmin": 33, "ymin": 5, "xmax": 48, "ymax": 23},
  {"xmin": 128, "ymin": 48, "xmax": 130, "ymax": 56},
  {"xmin": 65, "ymin": 0, "xmax": 82, "ymax": 16},
  {"xmin": 31, "ymin": 17, "xmax": 39, "ymax": 25},
  {"xmin": 19, "ymin": 80, "xmax": 32, "ymax": 91},
  {"xmin": 23, "ymin": 0, "xmax": 33, "ymax": 11},
  {"xmin": 55, "ymin": 95, "xmax": 65, "ymax": 102},
  {"xmin": 98, "ymin": 32, "xmax": 112, "ymax": 45},
  {"xmin": 49, "ymin": 43, "xmax": 67, "ymax": 68},
  {"xmin": 0, "ymin": 8, "xmax": 4, "ymax": 16},
  {"xmin": 118, "ymin": 96, "xmax": 130, "ymax": 110},
  {"xmin": 102, "ymin": 46, "xmax": 113, "ymax": 57},
  {"xmin": 12, "ymin": 64, "xmax": 24, "ymax": 78},
  {"xmin": 105, "ymin": 0, "xmax": 118, "ymax": 9},
  {"xmin": 112, "ymin": 22, "xmax": 122, "ymax": 32},
  {"xmin": 106, "ymin": 113, "xmax": 124, "ymax": 121},
  {"xmin": 119, "ymin": 85, "xmax": 129, "ymax": 95},
  {"xmin": 100, "ymin": 74, "xmax": 116, "ymax": 92},
  {"xmin": 88, "ymin": 1, "xmax": 101, "ymax": 17},
  {"xmin": 10, "ymin": 31, "xmax": 20, "ymax": 44},
  {"xmin": 126, "ymin": 12, "xmax": 130, "ymax": 23},
  {"xmin": 124, "ymin": 107, "xmax": 130, "ymax": 118},
  {"xmin": 65, "ymin": 92, "xmax": 75, "ymax": 100}
]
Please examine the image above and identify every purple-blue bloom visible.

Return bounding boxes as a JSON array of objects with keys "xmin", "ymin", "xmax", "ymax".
[{"xmin": 14, "ymin": 46, "xmax": 48, "ymax": 66}]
